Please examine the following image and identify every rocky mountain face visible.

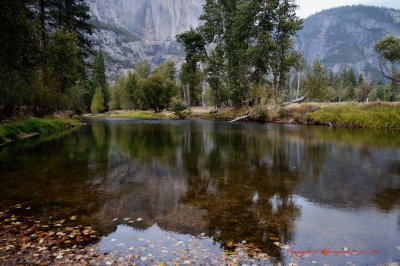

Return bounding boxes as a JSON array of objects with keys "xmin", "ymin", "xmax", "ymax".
[
  {"xmin": 294, "ymin": 5, "xmax": 400, "ymax": 75},
  {"xmin": 86, "ymin": 0, "xmax": 205, "ymax": 80},
  {"xmin": 87, "ymin": 2, "xmax": 400, "ymax": 80}
]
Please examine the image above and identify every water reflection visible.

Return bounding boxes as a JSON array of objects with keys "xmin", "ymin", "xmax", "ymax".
[{"xmin": 0, "ymin": 119, "xmax": 399, "ymax": 264}]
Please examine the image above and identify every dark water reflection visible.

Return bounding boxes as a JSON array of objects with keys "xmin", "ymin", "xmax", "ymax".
[{"xmin": 0, "ymin": 119, "xmax": 399, "ymax": 264}]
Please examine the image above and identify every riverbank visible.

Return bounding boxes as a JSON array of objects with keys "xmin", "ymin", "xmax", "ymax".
[
  {"xmin": 0, "ymin": 117, "xmax": 81, "ymax": 145},
  {"xmin": 88, "ymin": 102, "xmax": 400, "ymax": 129}
]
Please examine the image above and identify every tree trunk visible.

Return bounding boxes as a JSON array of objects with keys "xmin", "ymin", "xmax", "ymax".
[
  {"xmin": 201, "ymin": 80, "xmax": 208, "ymax": 110},
  {"xmin": 182, "ymin": 85, "xmax": 186, "ymax": 104},
  {"xmin": 39, "ymin": 0, "xmax": 45, "ymax": 48},
  {"xmin": 230, "ymin": 97, "xmax": 306, "ymax": 122},
  {"xmin": 186, "ymin": 84, "xmax": 191, "ymax": 112},
  {"xmin": 289, "ymin": 72, "xmax": 293, "ymax": 102},
  {"xmin": 296, "ymin": 72, "xmax": 300, "ymax": 100}
]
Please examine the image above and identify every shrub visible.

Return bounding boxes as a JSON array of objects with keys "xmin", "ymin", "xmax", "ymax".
[{"xmin": 171, "ymin": 101, "xmax": 188, "ymax": 119}]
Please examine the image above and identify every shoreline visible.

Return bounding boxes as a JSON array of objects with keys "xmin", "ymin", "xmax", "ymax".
[
  {"xmin": 0, "ymin": 118, "xmax": 82, "ymax": 146},
  {"xmin": 84, "ymin": 102, "xmax": 400, "ymax": 130}
]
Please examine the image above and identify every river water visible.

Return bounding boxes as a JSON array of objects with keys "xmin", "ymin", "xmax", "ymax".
[{"xmin": 0, "ymin": 119, "xmax": 399, "ymax": 264}]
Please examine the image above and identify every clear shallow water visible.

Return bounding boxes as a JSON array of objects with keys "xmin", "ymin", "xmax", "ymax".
[{"xmin": 0, "ymin": 119, "xmax": 399, "ymax": 264}]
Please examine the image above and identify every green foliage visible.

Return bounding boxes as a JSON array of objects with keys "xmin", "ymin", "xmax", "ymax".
[
  {"xmin": 0, "ymin": 0, "xmax": 95, "ymax": 117},
  {"xmin": 136, "ymin": 73, "xmax": 176, "ymax": 112},
  {"xmin": 48, "ymin": 0, "xmax": 94, "ymax": 58},
  {"xmin": 177, "ymin": 0, "xmax": 303, "ymax": 106},
  {"xmin": 46, "ymin": 29, "xmax": 84, "ymax": 108},
  {"xmin": 171, "ymin": 101, "xmax": 189, "ymax": 119},
  {"xmin": 375, "ymin": 35, "xmax": 400, "ymax": 63},
  {"xmin": 303, "ymin": 58, "xmax": 329, "ymax": 102},
  {"xmin": 0, "ymin": 0, "xmax": 39, "ymax": 113},
  {"xmin": 91, "ymin": 87, "xmax": 105, "ymax": 114},
  {"xmin": 153, "ymin": 60, "xmax": 176, "ymax": 81},
  {"xmin": 0, "ymin": 118, "xmax": 79, "ymax": 144},
  {"xmin": 135, "ymin": 60, "xmax": 151, "ymax": 79},
  {"xmin": 303, "ymin": 103, "xmax": 400, "ymax": 129},
  {"xmin": 374, "ymin": 35, "xmax": 400, "ymax": 82}
]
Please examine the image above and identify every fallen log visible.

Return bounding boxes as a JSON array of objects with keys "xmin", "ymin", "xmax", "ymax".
[
  {"xmin": 283, "ymin": 96, "xmax": 306, "ymax": 105},
  {"xmin": 229, "ymin": 97, "xmax": 306, "ymax": 123}
]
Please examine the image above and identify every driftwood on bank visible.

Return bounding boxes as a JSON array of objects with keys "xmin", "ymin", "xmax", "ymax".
[{"xmin": 229, "ymin": 96, "xmax": 306, "ymax": 123}]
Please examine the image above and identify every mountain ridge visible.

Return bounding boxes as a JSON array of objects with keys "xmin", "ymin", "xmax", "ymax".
[{"xmin": 86, "ymin": 2, "xmax": 400, "ymax": 80}]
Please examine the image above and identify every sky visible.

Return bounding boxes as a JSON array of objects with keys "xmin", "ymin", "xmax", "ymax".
[{"xmin": 296, "ymin": 0, "xmax": 400, "ymax": 18}]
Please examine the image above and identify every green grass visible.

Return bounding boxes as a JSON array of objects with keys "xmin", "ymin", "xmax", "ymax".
[
  {"xmin": 301, "ymin": 102, "xmax": 400, "ymax": 129},
  {"xmin": 0, "ymin": 118, "xmax": 79, "ymax": 145}
]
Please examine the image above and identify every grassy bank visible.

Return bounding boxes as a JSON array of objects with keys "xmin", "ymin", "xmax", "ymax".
[
  {"xmin": 0, "ymin": 118, "xmax": 80, "ymax": 145},
  {"xmin": 87, "ymin": 102, "xmax": 400, "ymax": 129},
  {"xmin": 212, "ymin": 102, "xmax": 400, "ymax": 129}
]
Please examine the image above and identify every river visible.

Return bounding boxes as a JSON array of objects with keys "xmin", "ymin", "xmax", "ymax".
[{"xmin": 0, "ymin": 119, "xmax": 399, "ymax": 264}]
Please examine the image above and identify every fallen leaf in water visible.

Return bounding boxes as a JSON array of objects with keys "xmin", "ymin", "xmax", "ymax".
[
  {"xmin": 26, "ymin": 207, "xmax": 31, "ymax": 210},
  {"xmin": 149, "ymin": 244, "xmax": 155, "ymax": 248},
  {"xmin": 270, "ymin": 237, "xmax": 279, "ymax": 241},
  {"xmin": 123, "ymin": 218, "xmax": 130, "ymax": 221},
  {"xmin": 131, "ymin": 236, "xmax": 136, "ymax": 240},
  {"xmin": 183, "ymin": 260, "xmax": 191, "ymax": 264},
  {"xmin": 140, "ymin": 256, "xmax": 147, "ymax": 262},
  {"xmin": 112, "ymin": 218, "xmax": 118, "ymax": 222},
  {"xmin": 312, "ymin": 261, "xmax": 316, "ymax": 264},
  {"xmin": 111, "ymin": 239, "xmax": 116, "ymax": 242},
  {"xmin": 182, "ymin": 249, "xmax": 189, "ymax": 254},
  {"xmin": 106, "ymin": 261, "xmax": 113, "ymax": 265},
  {"xmin": 128, "ymin": 220, "xmax": 134, "ymax": 223},
  {"xmin": 157, "ymin": 263, "xmax": 165, "ymax": 266},
  {"xmin": 70, "ymin": 216, "xmax": 76, "ymax": 220},
  {"xmin": 171, "ymin": 250, "xmax": 177, "ymax": 254},
  {"xmin": 136, "ymin": 218, "xmax": 143, "ymax": 222},
  {"xmin": 274, "ymin": 242, "xmax": 281, "ymax": 247}
]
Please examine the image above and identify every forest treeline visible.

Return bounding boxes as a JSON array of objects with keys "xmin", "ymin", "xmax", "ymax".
[
  {"xmin": 1, "ymin": 0, "xmax": 400, "ymax": 120},
  {"xmin": 0, "ymin": 0, "xmax": 99, "ymax": 118}
]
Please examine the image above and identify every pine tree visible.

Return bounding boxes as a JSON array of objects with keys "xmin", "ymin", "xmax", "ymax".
[
  {"xmin": 90, "ymin": 87, "xmax": 105, "ymax": 114},
  {"xmin": 303, "ymin": 58, "xmax": 329, "ymax": 102},
  {"xmin": 49, "ymin": 0, "xmax": 93, "ymax": 57},
  {"xmin": 90, "ymin": 50, "xmax": 109, "ymax": 109}
]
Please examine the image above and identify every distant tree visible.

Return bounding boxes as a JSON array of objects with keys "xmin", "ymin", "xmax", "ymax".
[
  {"xmin": 135, "ymin": 59, "xmax": 151, "ymax": 79},
  {"xmin": 68, "ymin": 79, "xmax": 87, "ymax": 113},
  {"xmin": 153, "ymin": 60, "xmax": 176, "ymax": 81},
  {"xmin": 303, "ymin": 58, "xmax": 329, "ymax": 102},
  {"xmin": 374, "ymin": 35, "xmax": 400, "ymax": 82},
  {"xmin": 120, "ymin": 71, "xmax": 138, "ymax": 109},
  {"xmin": 90, "ymin": 87, "xmax": 105, "ymax": 114},
  {"xmin": 90, "ymin": 50, "xmax": 109, "ymax": 109},
  {"xmin": 179, "ymin": 61, "xmax": 201, "ymax": 111},
  {"xmin": 345, "ymin": 84, "xmax": 356, "ymax": 101},
  {"xmin": 135, "ymin": 73, "xmax": 176, "ymax": 112}
]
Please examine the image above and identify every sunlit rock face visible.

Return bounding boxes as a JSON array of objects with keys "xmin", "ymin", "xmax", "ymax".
[
  {"xmin": 86, "ymin": 0, "xmax": 205, "ymax": 80},
  {"xmin": 88, "ymin": 0, "xmax": 204, "ymax": 42}
]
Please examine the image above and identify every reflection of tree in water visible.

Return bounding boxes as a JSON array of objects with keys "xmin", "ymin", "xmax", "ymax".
[
  {"xmin": 179, "ymin": 123, "xmax": 303, "ymax": 262},
  {"xmin": 2, "ymin": 120, "xmax": 400, "ymax": 262},
  {"xmin": 372, "ymin": 161, "xmax": 400, "ymax": 228}
]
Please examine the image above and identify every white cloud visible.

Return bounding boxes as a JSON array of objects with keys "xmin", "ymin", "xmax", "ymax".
[{"xmin": 296, "ymin": 0, "xmax": 400, "ymax": 18}]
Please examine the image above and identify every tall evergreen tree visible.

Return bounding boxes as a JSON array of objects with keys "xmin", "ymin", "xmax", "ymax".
[
  {"xmin": 49, "ymin": 0, "xmax": 93, "ymax": 57},
  {"xmin": 90, "ymin": 50, "xmax": 109, "ymax": 109}
]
